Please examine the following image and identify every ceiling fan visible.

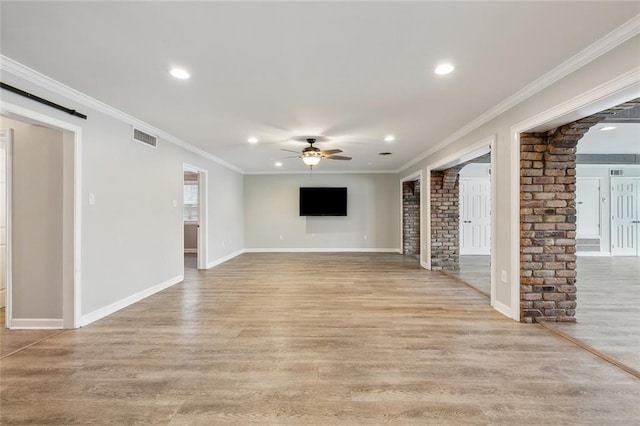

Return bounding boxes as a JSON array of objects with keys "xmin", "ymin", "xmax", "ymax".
[{"xmin": 281, "ymin": 136, "xmax": 352, "ymax": 169}]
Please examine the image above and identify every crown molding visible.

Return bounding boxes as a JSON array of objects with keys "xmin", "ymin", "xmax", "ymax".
[
  {"xmin": 244, "ymin": 169, "xmax": 398, "ymax": 175},
  {"xmin": 398, "ymin": 13, "xmax": 640, "ymax": 173},
  {"xmin": 0, "ymin": 55, "xmax": 244, "ymax": 174}
]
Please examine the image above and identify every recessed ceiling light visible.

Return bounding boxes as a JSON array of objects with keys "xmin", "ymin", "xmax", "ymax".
[
  {"xmin": 600, "ymin": 126, "xmax": 616, "ymax": 131},
  {"xmin": 169, "ymin": 68, "xmax": 190, "ymax": 79},
  {"xmin": 275, "ymin": 162, "xmax": 283, "ymax": 167},
  {"xmin": 247, "ymin": 137, "xmax": 259, "ymax": 144},
  {"xmin": 384, "ymin": 135, "xmax": 395, "ymax": 142},
  {"xmin": 367, "ymin": 162, "xmax": 373, "ymax": 165},
  {"xmin": 435, "ymin": 63, "xmax": 455, "ymax": 75}
]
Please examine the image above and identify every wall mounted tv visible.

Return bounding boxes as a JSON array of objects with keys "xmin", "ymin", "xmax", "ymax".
[{"xmin": 299, "ymin": 187, "xmax": 347, "ymax": 216}]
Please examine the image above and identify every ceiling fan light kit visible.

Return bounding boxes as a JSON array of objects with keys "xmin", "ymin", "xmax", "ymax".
[
  {"xmin": 282, "ymin": 136, "xmax": 352, "ymax": 169},
  {"xmin": 302, "ymin": 155, "xmax": 321, "ymax": 167}
]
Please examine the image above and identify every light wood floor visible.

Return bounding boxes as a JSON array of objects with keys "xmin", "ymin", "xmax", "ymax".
[
  {"xmin": 449, "ymin": 255, "xmax": 491, "ymax": 296},
  {"xmin": 548, "ymin": 256, "xmax": 640, "ymax": 372},
  {"xmin": 1, "ymin": 253, "xmax": 638, "ymax": 424},
  {"xmin": 451, "ymin": 255, "xmax": 640, "ymax": 374}
]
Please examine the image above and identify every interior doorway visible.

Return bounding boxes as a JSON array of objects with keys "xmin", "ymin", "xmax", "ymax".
[
  {"xmin": 0, "ymin": 106, "xmax": 80, "ymax": 330},
  {"xmin": 425, "ymin": 136, "xmax": 496, "ymax": 304},
  {"xmin": 183, "ymin": 164, "xmax": 208, "ymax": 271},
  {"xmin": 401, "ymin": 171, "xmax": 421, "ymax": 261},
  {"xmin": 456, "ymin": 163, "xmax": 492, "ymax": 296}
]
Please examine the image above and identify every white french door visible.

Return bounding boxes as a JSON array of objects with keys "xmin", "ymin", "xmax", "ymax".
[
  {"xmin": 460, "ymin": 178, "xmax": 491, "ymax": 255},
  {"xmin": 610, "ymin": 177, "xmax": 640, "ymax": 256}
]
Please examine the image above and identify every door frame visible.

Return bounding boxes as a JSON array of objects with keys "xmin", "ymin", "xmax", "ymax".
[
  {"xmin": 183, "ymin": 163, "xmax": 208, "ymax": 270},
  {"xmin": 0, "ymin": 101, "xmax": 82, "ymax": 329},
  {"xmin": 0, "ymin": 129, "xmax": 12, "ymax": 317},
  {"xmin": 424, "ymin": 135, "xmax": 497, "ymax": 308},
  {"xmin": 399, "ymin": 170, "xmax": 422, "ymax": 257}
]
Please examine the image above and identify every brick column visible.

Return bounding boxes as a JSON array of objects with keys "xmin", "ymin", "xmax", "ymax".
[
  {"xmin": 430, "ymin": 165, "xmax": 464, "ymax": 271},
  {"xmin": 519, "ymin": 99, "xmax": 640, "ymax": 322},
  {"xmin": 403, "ymin": 180, "xmax": 420, "ymax": 255}
]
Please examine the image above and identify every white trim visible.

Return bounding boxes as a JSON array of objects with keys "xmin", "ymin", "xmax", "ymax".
[
  {"xmin": 510, "ymin": 69, "xmax": 640, "ymax": 323},
  {"xmin": 1, "ymin": 129, "xmax": 12, "ymax": 326},
  {"xmin": 244, "ymin": 248, "xmax": 402, "ymax": 253},
  {"xmin": 489, "ymin": 138, "xmax": 498, "ymax": 312},
  {"xmin": 183, "ymin": 163, "xmax": 209, "ymax": 270},
  {"xmin": 79, "ymin": 275, "xmax": 183, "ymax": 327},
  {"xmin": 398, "ymin": 15, "xmax": 640, "ymax": 172},
  {"xmin": 206, "ymin": 249, "xmax": 245, "ymax": 269},
  {"xmin": 10, "ymin": 319, "xmax": 63, "ymax": 329},
  {"xmin": 577, "ymin": 252, "xmax": 612, "ymax": 257},
  {"xmin": 184, "ymin": 249, "xmax": 198, "ymax": 254},
  {"xmin": 400, "ymin": 170, "xmax": 423, "ymax": 261},
  {"xmin": 1, "ymin": 55, "xmax": 242, "ymax": 174},
  {"xmin": 0, "ymin": 102, "xmax": 82, "ymax": 329},
  {"xmin": 0, "ymin": 289, "xmax": 4, "ymax": 309},
  {"xmin": 492, "ymin": 300, "xmax": 512, "ymax": 320},
  {"xmin": 244, "ymin": 169, "xmax": 398, "ymax": 175}
]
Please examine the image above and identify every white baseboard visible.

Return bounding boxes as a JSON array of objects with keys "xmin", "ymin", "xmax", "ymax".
[
  {"xmin": 0, "ymin": 288, "xmax": 5, "ymax": 309},
  {"xmin": 184, "ymin": 248, "xmax": 198, "ymax": 254},
  {"xmin": 243, "ymin": 248, "xmax": 401, "ymax": 253},
  {"xmin": 492, "ymin": 300, "xmax": 514, "ymax": 321},
  {"xmin": 577, "ymin": 251, "xmax": 612, "ymax": 257},
  {"xmin": 79, "ymin": 275, "xmax": 183, "ymax": 327},
  {"xmin": 10, "ymin": 318, "xmax": 63, "ymax": 329},
  {"xmin": 206, "ymin": 249, "xmax": 245, "ymax": 269}
]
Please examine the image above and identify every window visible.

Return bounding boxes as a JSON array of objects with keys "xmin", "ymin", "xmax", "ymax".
[{"xmin": 184, "ymin": 181, "xmax": 199, "ymax": 221}]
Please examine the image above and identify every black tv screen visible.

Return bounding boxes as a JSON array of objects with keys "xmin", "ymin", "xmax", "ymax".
[{"xmin": 299, "ymin": 187, "xmax": 347, "ymax": 216}]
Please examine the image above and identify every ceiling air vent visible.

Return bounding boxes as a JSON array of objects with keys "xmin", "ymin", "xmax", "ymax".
[
  {"xmin": 132, "ymin": 127, "xmax": 158, "ymax": 148},
  {"xmin": 610, "ymin": 169, "xmax": 623, "ymax": 176}
]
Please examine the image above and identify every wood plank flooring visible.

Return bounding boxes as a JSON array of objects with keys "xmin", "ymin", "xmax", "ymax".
[
  {"xmin": 1, "ymin": 253, "xmax": 638, "ymax": 425},
  {"xmin": 547, "ymin": 256, "xmax": 640, "ymax": 372}
]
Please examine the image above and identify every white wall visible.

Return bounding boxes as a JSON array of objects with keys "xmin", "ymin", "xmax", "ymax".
[
  {"xmin": 398, "ymin": 34, "xmax": 640, "ymax": 319},
  {"xmin": 0, "ymin": 68, "xmax": 244, "ymax": 325},
  {"xmin": 244, "ymin": 173, "xmax": 399, "ymax": 250}
]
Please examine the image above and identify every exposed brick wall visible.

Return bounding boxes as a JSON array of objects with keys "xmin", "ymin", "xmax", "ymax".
[
  {"xmin": 430, "ymin": 165, "xmax": 464, "ymax": 271},
  {"xmin": 403, "ymin": 180, "xmax": 420, "ymax": 255},
  {"xmin": 519, "ymin": 99, "xmax": 640, "ymax": 323}
]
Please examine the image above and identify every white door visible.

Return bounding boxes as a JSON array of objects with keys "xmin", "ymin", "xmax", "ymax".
[
  {"xmin": 576, "ymin": 177, "xmax": 601, "ymax": 238},
  {"xmin": 0, "ymin": 129, "xmax": 11, "ymax": 311},
  {"xmin": 611, "ymin": 177, "xmax": 639, "ymax": 256},
  {"xmin": 460, "ymin": 178, "xmax": 491, "ymax": 255}
]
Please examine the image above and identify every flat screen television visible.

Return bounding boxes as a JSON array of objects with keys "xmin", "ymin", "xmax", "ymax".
[{"xmin": 299, "ymin": 187, "xmax": 347, "ymax": 216}]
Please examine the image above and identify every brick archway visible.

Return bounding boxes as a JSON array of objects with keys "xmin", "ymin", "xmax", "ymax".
[
  {"xmin": 519, "ymin": 98, "xmax": 640, "ymax": 323},
  {"xmin": 429, "ymin": 154, "xmax": 490, "ymax": 271}
]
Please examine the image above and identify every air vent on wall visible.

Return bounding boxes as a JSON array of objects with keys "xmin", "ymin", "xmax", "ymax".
[
  {"xmin": 610, "ymin": 169, "xmax": 623, "ymax": 176},
  {"xmin": 132, "ymin": 127, "xmax": 158, "ymax": 148}
]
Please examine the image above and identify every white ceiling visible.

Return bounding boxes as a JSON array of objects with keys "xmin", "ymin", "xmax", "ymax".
[
  {"xmin": 578, "ymin": 123, "xmax": 640, "ymax": 154},
  {"xmin": 1, "ymin": 1, "xmax": 638, "ymax": 173}
]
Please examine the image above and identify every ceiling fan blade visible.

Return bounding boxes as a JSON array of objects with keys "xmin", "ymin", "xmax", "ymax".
[
  {"xmin": 278, "ymin": 155, "xmax": 299, "ymax": 159},
  {"xmin": 320, "ymin": 149, "xmax": 342, "ymax": 155},
  {"xmin": 325, "ymin": 155, "xmax": 352, "ymax": 161},
  {"xmin": 280, "ymin": 149, "xmax": 301, "ymax": 154}
]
